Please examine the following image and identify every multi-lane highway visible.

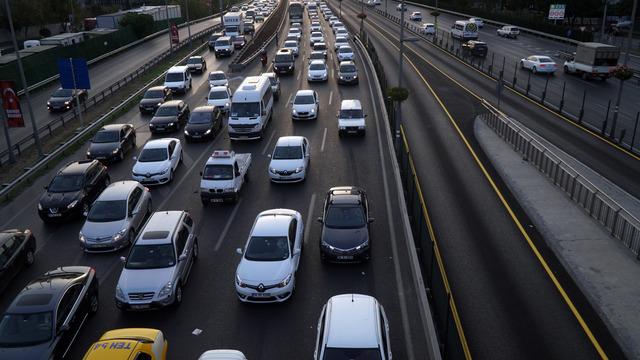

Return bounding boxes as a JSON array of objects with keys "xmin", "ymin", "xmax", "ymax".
[
  {"xmin": 0, "ymin": 9, "xmax": 432, "ymax": 359},
  {"xmin": 333, "ymin": 0, "xmax": 632, "ymax": 358}
]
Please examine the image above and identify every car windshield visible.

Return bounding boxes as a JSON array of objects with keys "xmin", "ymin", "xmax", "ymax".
[
  {"xmin": 314, "ymin": 44, "xmax": 327, "ymax": 50},
  {"xmin": 311, "ymin": 53, "xmax": 324, "ymax": 60},
  {"xmin": 92, "ymin": 130, "xmax": 119, "ymax": 143},
  {"xmin": 325, "ymin": 204, "xmax": 366, "ymax": 228},
  {"xmin": 165, "ymin": 73, "xmax": 184, "ymax": 82},
  {"xmin": 285, "ymin": 42, "xmax": 297, "ymax": 47},
  {"xmin": 187, "ymin": 58, "xmax": 201, "ymax": 64},
  {"xmin": 138, "ymin": 148, "xmax": 168, "ymax": 162},
  {"xmin": 209, "ymin": 90, "xmax": 228, "ymax": 100},
  {"xmin": 275, "ymin": 54, "xmax": 293, "ymax": 62},
  {"xmin": 144, "ymin": 90, "xmax": 164, "ymax": 99},
  {"xmin": 294, "ymin": 95, "xmax": 315, "ymax": 104},
  {"xmin": 273, "ymin": 145, "xmax": 303, "ymax": 159},
  {"xmin": 48, "ymin": 174, "xmax": 83, "ymax": 193},
  {"xmin": 215, "ymin": 39, "xmax": 230, "ymax": 46},
  {"xmin": 189, "ymin": 112, "xmax": 212, "ymax": 124},
  {"xmin": 230, "ymin": 102, "xmax": 260, "ymax": 117},
  {"xmin": 340, "ymin": 64, "xmax": 357, "ymax": 72},
  {"xmin": 209, "ymin": 73, "xmax": 226, "ymax": 80},
  {"xmin": 0, "ymin": 312, "xmax": 53, "ymax": 347},
  {"xmin": 339, "ymin": 47, "xmax": 352, "ymax": 53},
  {"xmin": 244, "ymin": 236, "xmax": 289, "ymax": 261},
  {"xmin": 310, "ymin": 63, "xmax": 325, "ymax": 70},
  {"xmin": 323, "ymin": 348, "xmax": 382, "ymax": 360},
  {"xmin": 203, "ymin": 164, "xmax": 234, "ymax": 180},
  {"xmin": 126, "ymin": 243, "xmax": 176, "ymax": 269},
  {"xmin": 155, "ymin": 106, "xmax": 179, "ymax": 116},
  {"xmin": 336, "ymin": 38, "xmax": 347, "ymax": 44},
  {"xmin": 87, "ymin": 200, "xmax": 127, "ymax": 222},
  {"xmin": 52, "ymin": 89, "xmax": 72, "ymax": 97}
]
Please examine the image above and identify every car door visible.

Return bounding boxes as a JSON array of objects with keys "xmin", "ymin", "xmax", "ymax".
[
  {"xmin": 0, "ymin": 236, "xmax": 19, "ymax": 290},
  {"xmin": 54, "ymin": 283, "xmax": 84, "ymax": 358},
  {"xmin": 303, "ymin": 138, "xmax": 310, "ymax": 167},
  {"xmin": 174, "ymin": 225, "xmax": 191, "ymax": 283},
  {"xmin": 183, "ymin": 214, "xmax": 195, "ymax": 267},
  {"xmin": 313, "ymin": 91, "xmax": 319, "ymax": 113},
  {"xmin": 380, "ymin": 306, "xmax": 392, "ymax": 359},
  {"xmin": 128, "ymin": 186, "xmax": 145, "ymax": 232},
  {"xmin": 84, "ymin": 166, "xmax": 101, "ymax": 203},
  {"xmin": 289, "ymin": 218, "xmax": 301, "ymax": 271},
  {"xmin": 118, "ymin": 128, "xmax": 127, "ymax": 152},
  {"xmin": 167, "ymin": 141, "xmax": 177, "ymax": 170}
]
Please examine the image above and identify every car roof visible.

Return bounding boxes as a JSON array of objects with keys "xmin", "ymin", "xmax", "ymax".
[
  {"xmin": 277, "ymin": 48, "xmax": 292, "ymax": 54},
  {"xmin": 143, "ymin": 138, "xmax": 178, "ymax": 149},
  {"xmin": 335, "ymin": 36, "xmax": 348, "ymax": 41},
  {"xmin": 189, "ymin": 56, "xmax": 203, "ymax": 60},
  {"xmin": 99, "ymin": 124, "xmax": 128, "ymax": 132},
  {"xmin": 160, "ymin": 100, "xmax": 182, "ymax": 107},
  {"xmin": 325, "ymin": 294, "xmax": 381, "ymax": 348},
  {"xmin": 60, "ymin": 160, "xmax": 95, "ymax": 175},
  {"xmin": 309, "ymin": 59, "xmax": 326, "ymax": 66},
  {"xmin": 328, "ymin": 186, "xmax": 364, "ymax": 204},
  {"xmin": 9, "ymin": 266, "xmax": 91, "ymax": 314},
  {"xmin": 252, "ymin": 209, "xmax": 297, "ymax": 237},
  {"xmin": 96, "ymin": 181, "xmax": 139, "ymax": 201},
  {"xmin": 339, "ymin": 60, "xmax": 356, "ymax": 67},
  {"xmin": 340, "ymin": 99, "xmax": 362, "ymax": 110},
  {"xmin": 138, "ymin": 211, "xmax": 184, "ymax": 244},
  {"xmin": 275, "ymin": 135, "xmax": 305, "ymax": 147},
  {"xmin": 218, "ymin": 36, "xmax": 232, "ymax": 41},
  {"xmin": 295, "ymin": 90, "xmax": 315, "ymax": 97},
  {"xmin": 284, "ymin": 40, "xmax": 297, "ymax": 45},
  {"xmin": 168, "ymin": 65, "xmax": 188, "ymax": 72},
  {"xmin": 210, "ymin": 70, "xmax": 226, "ymax": 75},
  {"xmin": 338, "ymin": 45, "xmax": 352, "ymax": 50},
  {"xmin": 147, "ymin": 86, "xmax": 167, "ymax": 92},
  {"xmin": 199, "ymin": 350, "xmax": 247, "ymax": 360},
  {"xmin": 193, "ymin": 105, "xmax": 216, "ymax": 113},
  {"xmin": 209, "ymin": 85, "xmax": 229, "ymax": 92},
  {"xmin": 99, "ymin": 328, "xmax": 161, "ymax": 343}
]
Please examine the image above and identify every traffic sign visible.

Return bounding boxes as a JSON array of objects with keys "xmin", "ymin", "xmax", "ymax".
[
  {"xmin": 57, "ymin": 58, "xmax": 91, "ymax": 90},
  {"xmin": 548, "ymin": 4, "xmax": 566, "ymax": 20}
]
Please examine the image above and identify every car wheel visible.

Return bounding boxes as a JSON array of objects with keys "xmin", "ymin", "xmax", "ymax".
[
  {"xmin": 563, "ymin": 65, "xmax": 569, "ymax": 74},
  {"xmin": 25, "ymin": 248, "xmax": 35, "ymax": 266},
  {"xmin": 320, "ymin": 252, "xmax": 327, "ymax": 263},
  {"xmin": 169, "ymin": 169, "xmax": 174, "ymax": 183},
  {"xmin": 193, "ymin": 240, "xmax": 199, "ymax": 260},
  {"xmin": 520, "ymin": 61, "xmax": 524, "ymax": 69},
  {"xmin": 532, "ymin": 66, "xmax": 537, "ymax": 74},
  {"xmin": 174, "ymin": 283, "xmax": 183, "ymax": 307},
  {"xmin": 89, "ymin": 292, "xmax": 99, "ymax": 315}
]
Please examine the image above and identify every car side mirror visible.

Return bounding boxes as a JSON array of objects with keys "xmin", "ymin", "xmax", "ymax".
[
  {"xmin": 43, "ymin": 185, "xmax": 49, "ymax": 190},
  {"xmin": 59, "ymin": 324, "xmax": 70, "ymax": 333},
  {"xmin": 199, "ymin": 171, "xmax": 203, "ymax": 176},
  {"xmin": 120, "ymin": 256, "xmax": 126, "ymax": 263},
  {"xmin": 365, "ymin": 114, "xmax": 368, "ymax": 118},
  {"xmin": 317, "ymin": 216, "xmax": 323, "ymax": 223},
  {"xmin": 179, "ymin": 254, "xmax": 188, "ymax": 261},
  {"xmin": 132, "ymin": 156, "xmax": 137, "ymax": 161},
  {"xmin": 267, "ymin": 154, "xmax": 272, "ymax": 158},
  {"xmin": 368, "ymin": 217, "xmax": 375, "ymax": 223},
  {"xmin": 83, "ymin": 210, "xmax": 89, "ymax": 217},
  {"xmin": 235, "ymin": 171, "xmax": 241, "ymax": 177},
  {"xmin": 236, "ymin": 248, "xmax": 243, "ymax": 255}
]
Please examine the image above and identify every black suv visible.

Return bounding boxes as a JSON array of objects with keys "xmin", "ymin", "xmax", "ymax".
[
  {"xmin": 0, "ymin": 266, "xmax": 98, "ymax": 360},
  {"xmin": 318, "ymin": 186, "xmax": 374, "ymax": 263},
  {"xmin": 86, "ymin": 124, "xmax": 136, "ymax": 162},
  {"xmin": 149, "ymin": 100, "xmax": 190, "ymax": 134},
  {"xmin": 273, "ymin": 49, "xmax": 295, "ymax": 75},
  {"xmin": 184, "ymin": 106, "xmax": 224, "ymax": 141},
  {"xmin": 38, "ymin": 160, "xmax": 110, "ymax": 223},
  {"xmin": 0, "ymin": 229, "xmax": 36, "ymax": 294},
  {"xmin": 461, "ymin": 40, "xmax": 488, "ymax": 57}
]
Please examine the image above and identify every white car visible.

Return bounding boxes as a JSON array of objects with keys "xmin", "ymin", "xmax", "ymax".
[
  {"xmin": 291, "ymin": 22, "xmax": 302, "ymax": 29},
  {"xmin": 469, "ymin": 17, "xmax": 484, "ymax": 28},
  {"xmin": 421, "ymin": 23, "xmax": 435, "ymax": 35},
  {"xmin": 207, "ymin": 85, "xmax": 232, "ymax": 111},
  {"xmin": 235, "ymin": 209, "xmax": 304, "ymax": 302},
  {"xmin": 284, "ymin": 40, "xmax": 300, "ymax": 56},
  {"xmin": 268, "ymin": 136, "xmax": 311, "ymax": 182},
  {"xmin": 208, "ymin": 71, "xmax": 228, "ymax": 88},
  {"xmin": 409, "ymin": 11, "xmax": 422, "ymax": 21},
  {"xmin": 313, "ymin": 294, "xmax": 392, "ymax": 360},
  {"xmin": 310, "ymin": 31, "xmax": 324, "ymax": 46},
  {"xmin": 396, "ymin": 3, "xmax": 407, "ymax": 11},
  {"xmin": 291, "ymin": 90, "xmax": 319, "ymax": 119},
  {"xmin": 307, "ymin": 60, "xmax": 328, "ymax": 82},
  {"xmin": 334, "ymin": 36, "xmax": 349, "ymax": 50},
  {"xmin": 199, "ymin": 350, "xmax": 248, "ymax": 360},
  {"xmin": 337, "ymin": 45, "xmax": 355, "ymax": 61},
  {"xmin": 310, "ymin": 23, "xmax": 322, "ymax": 32},
  {"xmin": 288, "ymin": 27, "xmax": 302, "ymax": 40},
  {"xmin": 335, "ymin": 28, "xmax": 349, "ymax": 39},
  {"xmin": 497, "ymin": 25, "xmax": 520, "ymax": 39},
  {"xmin": 132, "ymin": 138, "xmax": 182, "ymax": 185},
  {"xmin": 332, "ymin": 22, "xmax": 345, "ymax": 33},
  {"xmin": 329, "ymin": 16, "xmax": 339, "ymax": 25},
  {"xmin": 520, "ymin": 55, "xmax": 558, "ymax": 74}
]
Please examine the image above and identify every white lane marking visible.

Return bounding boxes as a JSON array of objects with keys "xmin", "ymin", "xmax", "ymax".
[
  {"xmin": 320, "ymin": 128, "xmax": 328, "ymax": 152},
  {"xmin": 361, "ymin": 42, "xmax": 417, "ymax": 359},
  {"xmin": 328, "ymin": 90, "xmax": 333, "ymax": 105},
  {"xmin": 286, "ymin": 92, "xmax": 293, "ymax": 107},
  {"xmin": 297, "ymin": 70, "xmax": 301, "ymax": 80},
  {"xmin": 214, "ymin": 199, "xmax": 243, "ymax": 251},
  {"xmin": 304, "ymin": 193, "xmax": 317, "ymax": 245},
  {"xmin": 330, "ymin": 69, "xmax": 334, "ymax": 78},
  {"xmin": 262, "ymin": 131, "xmax": 277, "ymax": 155},
  {"xmin": 229, "ymin": 76, "xmax": 244, "ymax": 82}
]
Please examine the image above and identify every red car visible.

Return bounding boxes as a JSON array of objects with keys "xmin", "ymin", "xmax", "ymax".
[{"xmin": 233, "ymin": 35, "xmax": 246, "ymax": 49}]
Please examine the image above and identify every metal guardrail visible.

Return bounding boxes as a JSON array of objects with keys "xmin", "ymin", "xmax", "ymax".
[
  {"xmin": 0, "ymin": 24, "xmax": 222, "ymax": 167},
  {"xmin": 479, "ymin": 100, "xmax": 640, "ymax": 259},
  {"xmin": 0, "ymin": 33, "xmax": 215, "ymax": 201}
]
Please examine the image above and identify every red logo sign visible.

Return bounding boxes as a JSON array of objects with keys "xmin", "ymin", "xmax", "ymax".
[
  {"xmin": 170, "ymin": 23, "xmax": 180, "ymax": 44},
  {"xmin": 0, "ymin": 80, "xmax": 25, "ymax": 128}
]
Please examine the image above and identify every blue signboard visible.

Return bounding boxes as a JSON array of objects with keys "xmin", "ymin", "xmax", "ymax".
[{"xmin": 57, "ymin": 58, "xmax": 91, "ymax": 90}]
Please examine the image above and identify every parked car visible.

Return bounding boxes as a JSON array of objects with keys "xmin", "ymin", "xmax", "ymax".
[
  {"xmin": 0, "ymin": 228, "xmax": 36, "ymax": 294},
  {"xmin": 115, "ymin": 211, "xmax": 198, "ymax": 311},
  {"xmin": 47, "ymin": 88, "xmax": 87, "ymax": 112},
  {"xmin": 292, "ymin": 90, "xmax": 319, "ymax": 120},
  {"xmin": 208, "ymin": 70, "xmax": 229, "ymax": 88},
  {"xmin": 149, "ymin": 100, "xmax": 190, "ymax": 134},
  {"xmin": 409, "ymin": 11, "xmax": 422, "ymax": 21},
  {"xmin": 86, "ymin": 124, "xmax": 136, "ymax": 162},
  {"xmin": 233, "ymin": 35, "xmax": 247, "ymax": 49},
  {"xmin": 38, "ymin": 160, "xmax": 110, "ymax": 222},
  {"xmin": 307, "ymin": 60, "xmax": 328, "ymax": 82},
  {"xmin": 313, "ymin": 294, "xmax": 391, "ymax": 360},
  {"xmin": 79, "ymin": 181, "xmax": 152, "ymax": 253},
  {"xmin": 0, "ymin": 266, "xmax": 99, "ymax": 360},
  {"xmin": 520, "ymin": 55, "xmax": 558, "ymax": 74},
  {"xmin": 461, "ymin": 40, "xmax": 488, "ymax": 57},
  {"xmin": 82, "ymin": 329, "xmax": 167, "ymax": 360},
  {"xmin": 207, "ymin": 85, "xmax": 233, "ymax": 111},
  {"xmin": 184, "ymin": 106, "xmax": 224, "ymax": 141},
  {"xmin": 132, "ymin": 138, "xmax": 182, "ymax": 185},
  {"xmin": 337, "ymin": 45, "xmax": 355, "ymax": 61},
  {"xmin": 337, "ymin": 60, "xmax": 358, "ymax": 85},
  {"xmin": 139, "ymin": 86, "xmax": 172, "ymax": 114},
  {"xmin": 186, "ymin": 56, "xmax": 207, "ymax": 73},
  {"xmin": 497, "ymin": 25, "xmax": 520, "ymax": 39},
  {"xmin": 268, "ymin": 136, "xmax": 311, "ymax": 183},
  {"xmin": 235, "ymin": 209, "xmax": 303, "ymax": 303}
]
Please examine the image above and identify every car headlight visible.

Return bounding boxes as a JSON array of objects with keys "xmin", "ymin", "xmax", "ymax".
[
  {"xmin": 292, "ymin": 109, "xmax": 297, "ymax": 115},
  {"xmin": 339, "ymin": 126, "xmax": 346, "ymax": 130},
  {"xmin": 359, "ymin": 126, "xmax": 366, "ymax": 130},
  {"xmin": 310, "ymin": 108, "xmax": 315, "ymax": 113},
  {"xmin": 116, "ymin": 285, "xmax": 126, "ymax": 300},
  {"xmin": 355, "ymin": 240, "xmax": 369, "ymax": 250},
  {"xmin": 38, "ymin": 203, "xmax": 43, "ymax": 211},
  {"xmin": 79, "ymin": 232, "xmax": 86, "ymax": 243},
  {"xmin": 288, "ymin": 65, "xmax": 292, "ymax": 69},
  {"xmin": 112, "ymin": 148, "xmax": 119, "ymax": 154},
  {"xmin": 294, "ymin": 166, "xmax": 304, "ymax": 173},
  {"xmin": 160, "ymin": 167, "xmax": 170, "ymax": 175},
  {"xmin": 86, "ymin": 150, "xmax": 91, "ymax": 157},
  {"xmin": 204, "ymin": 129, "xmax": 212, "ymax": 135},
  {"xmin": 67, "ymin": 200, "xmax": 79, "ymax": 209},
  {"xmin": 225, "ymin": 102, "xmax": 230, "ymax": 108},
  {"xmin": 321, "ymin": 241, "xmax": 335, "ymax": 250},
  {"xmin": 149, "ymin": 123, "xmax": 155, "ymax": 127},
  {"xmin": 236, "ymin": 274, "xmax": 246, "ymax": 287},
  {"xmin": 112, "ymin": 228, "xmax": 128, "ymax": 241},
  {"xmin": 184, "ymin": 130, "xmax": 190, "ymax": 136},
  {"xmin": 158, "ymin": 281, "xmax": 174, "ymax": 298},
  {"xmin": 157, "ymin": 102, "xmax": 163, "ymax": 107},
  {"xmin": 64, "ymin": 101, "xmax": 71, "ymax": 105},
  {"xmin": 269, "ymin": 167, "xmax": 278, "ymax": 174},
  {"xmin": 47, "ymin": 101, "xmax": 51, "ymax": 106},
  {"xmin": 339, "ymin": 75, "xmax": 345, "ymax": 79},
  {"xmin": 278, "ymin": 273, "xmax": 292, "ymax": 287},
  {"xmin": 353, "ymin": 75, "xmax": 357, "ymax": 78},
  {"xmin": 168, "ymin": 122, "xmax": 175, "ymax": 126}
]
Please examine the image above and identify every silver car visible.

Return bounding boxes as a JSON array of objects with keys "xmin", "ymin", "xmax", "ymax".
[
  {"xmin": 115, "ymin": 210, "xmax": 198, "ymax": 311},
  {"xmin": 79, "ymin": 181, "xmax": 152, "ymax": 253}
]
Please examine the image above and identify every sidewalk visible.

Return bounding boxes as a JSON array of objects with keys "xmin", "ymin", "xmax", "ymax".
[{"xmin": 474, "ymin": 118, "xmax": 640, "ymax": 359}]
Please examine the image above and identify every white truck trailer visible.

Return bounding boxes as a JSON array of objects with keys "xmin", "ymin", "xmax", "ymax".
[{"xmin": 563, "ymin": 42, "xmax": 620, "ymax": 80}]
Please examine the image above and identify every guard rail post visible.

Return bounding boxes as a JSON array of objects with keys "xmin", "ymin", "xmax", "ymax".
[
  {"xmin": 578, "ymin": 90, "xmax": 586, "ymax": 124},
  {"xmin": 631, "ymin": 112, "xmax": 639, "ymax": 151},
  {"xmin": 602, "ymin": 100, "xmax": 611, "ymax": 135},
  {"xmin": 541, "ymin": 75, "xmax": 549, "ymax": 104},
  {"xmin": 559, "ymin": 81, "xmax": 566, "ymax": 113}
]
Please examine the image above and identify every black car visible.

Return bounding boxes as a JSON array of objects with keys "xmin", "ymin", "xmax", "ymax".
[
  {"xmin": 149, "ymin": 100, "xmax": 190, "ymax": 134},
  {"xmin": 0, "ymin": 229, "xmax": 36, "ymax": 294},
  {"xmin": 184, "ymin": 106, "xmax": 224, "ymax": 141},
  {"xmin": 46, "ymin": 88, "xmax": 87, "ymax": 112},
  {"xmin": 318, "ymin": 187, "xmax": 374, "ymax": 263},
  {"xmin": 273, "ymin": 49, "xmax": 295, "ymax": 75},
  {"xmin": 139, "ymin": 86, "xmax": 172, "ymax": 114},
  {"xmin": 0, "ymin": 266, "xmax": 99, "ymax": 360},
  {"xmin": 86, "ymin": 124, "xmax": 136, "ymax": 162},
  {"xmin": 461, "ymin": 40, "xmax": 488, "ymax": 58},
  {"xmin": 38, "ymin": 160, "xmax": 110, "ymax": 223}
]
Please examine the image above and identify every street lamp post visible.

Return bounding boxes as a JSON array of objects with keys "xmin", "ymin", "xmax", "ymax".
[
  {"xmin": 600, "ymin": 0, "xmax": 609, "ymax": 40},
  {"xmin": 165, "ymin": 0, "xmax": 173, "ymax": 53},
  {"xmin": 186, "ymin": 0, "xmax": 192, "ymax": 43},
  {"xmin": 339, "ymin": 0, "xmax": 343, "ymax": 18}
]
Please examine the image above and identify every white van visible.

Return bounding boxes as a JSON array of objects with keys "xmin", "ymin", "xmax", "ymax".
[
  {"xmin": 23, "ymin": 40, "xmax": 41, "ymax": 49},
  {"xmin": 164, "ymin": 66, "xmax": 192, "ymax": 94},
  {"xmin": 228, "ymin": 76, "xmax": 273, "ymax": 140},
  {"xmin": 337, "ymin": 99, "xmax": 366, "ymax": 136},
  {"xmin": 451, "ymin": 20, "xmax": 478, "ymax": 40}
]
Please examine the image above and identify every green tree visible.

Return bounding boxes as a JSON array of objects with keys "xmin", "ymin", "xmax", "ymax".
[{"xmin": 119, "ymin": 13, "xmax": 155, "ymax": 38}]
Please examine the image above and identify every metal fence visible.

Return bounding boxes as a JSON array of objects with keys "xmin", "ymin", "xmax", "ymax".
[
  {"xmin": 479, "ymin": 102, "xmax": 640, "ymax": 258},
  {"xmin": 0, "ymin": 24, "xmax": 222, "ymax": 167},
  {"xmin": 359, "ymin": 27, "xmax": 471, "ymax": 360}
]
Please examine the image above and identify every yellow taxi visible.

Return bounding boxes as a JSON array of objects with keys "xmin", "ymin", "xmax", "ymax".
[{"xmin": 82, "ymin": 328, "xmax": 167, "ymax": 360}]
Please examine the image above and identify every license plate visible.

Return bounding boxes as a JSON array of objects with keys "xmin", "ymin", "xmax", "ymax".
[
  {"xmin": 337, "ymin": 255, "xmax": 353, "ymax": 260},
  {"xmin": 131, "ymin": 304, "xmax": 149, "ymax": 310},
  {"xmin": 96, "ymin": 156, "xmax": 106, "ymax": 160},
  {"xmin": 191, "ymin": 135, "xmax": 201, "ymax": 138},
  {"xmin": 48, "ymin": 213, "xmax": 62, "ymax": 217},
  {"xmin": 252, "ymin": 293, "xmax": 271, "ymax": 297},
  {"xmin": 211, "ymin": 198, "xmax": 223, "ymax": 203}
]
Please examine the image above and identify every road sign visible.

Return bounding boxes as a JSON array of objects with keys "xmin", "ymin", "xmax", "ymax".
[
  {"xmin": 57, "ymin": 58, "xmax": 91, "ymax": 90},
  {"xmin": 171, "ymin": 22, "xmax": 180, "ymax": 44},
  {"xmin": 0, "ymin": 80, "xmax": 24, "ymax": 128},
  {"xmin": 548, "ymin": 4, "xmax": 566, "ymax": 20}
]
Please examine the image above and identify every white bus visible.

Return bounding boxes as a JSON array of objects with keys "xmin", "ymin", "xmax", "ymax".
[
  {"xmin": 228, "ymin": 76, "xmax": 274, "ymax": 140},
  {"xmin": 451, "ymin": 20, "xmax": 478, "ymax": 40}
]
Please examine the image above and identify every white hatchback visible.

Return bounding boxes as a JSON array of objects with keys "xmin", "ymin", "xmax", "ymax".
[
  {"xmin": 337, "ymin": 45, "xmax": 355, "ymax": 61},
  {"xmin": 334, "ymin": 36, "xmax": 349, "ymax": 50},
  {"xmin": 132, "ymin": 138, "xmax": 182, "ymax": 185},
  {"xmin": 208, "ymin": 71, "xmax": 228, "ymax": 88},
  {"xmin": 268, "ymin": 136, "xmax": 310, "ymax": 182},
  {"xmin": 235, "ymin": 209, "xmax": 304, "ymax": 303},
  {"xmin": 207, "ymin": 85, "xmax": 232, "ymax": 111},
  {"xmin": 310, "ymin": 31, "xmax": 324, "ymax": 46},
  {"xmin": 292, "ymin": 90, "xmax": 319, "ymax": 119},
  {"xmin": 307, "ymin": 60, "xmax": 328, "ymax": 82},
  {"xmin": 284, "ymin": 40, "xmax": 300, "ymax": 56}
]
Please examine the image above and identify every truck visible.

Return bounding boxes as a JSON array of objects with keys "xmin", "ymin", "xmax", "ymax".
[
  {"xmin": 223, "ymin": 12, "xmax": 244, "ymax": 37},
  {"xmin": 563, "ymin": 42, "xmax": 620, "ymax": 80},
  {"xmin": 200, "ymin": 150, "xmax": 251, "ymax": 204}
]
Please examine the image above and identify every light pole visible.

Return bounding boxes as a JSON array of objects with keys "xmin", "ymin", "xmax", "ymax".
[
  {"xmin": 165, "ymin": 0, "xmax": 173, "ymax": 53},
  {"xmin": 339, "ymin": 0, "xmax": 343, "ymax": 18},
  {"xmin": 600, "ymin": 0, "xmax": 609, "ymax": 40},
  {"xmin": 4, "ymin": 0, "xmax": 43, "ymax": 158},
  {"xmin": 396, "ymin": 0, "xmax": 417, "ymax": 150},
  {"xmin": 186, "ymin": 0, "xmax": 192, "ymax": 43},
  {"xmin": 609, "ymin": 0, "xmax": 637, "ymax": 138}
]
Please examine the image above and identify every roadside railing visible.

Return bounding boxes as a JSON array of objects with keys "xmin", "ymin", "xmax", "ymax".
[
  {"xmin": 479, "ymin": 100, "xmax": 640, "ymax": 258},
  {"xmin": 0, "ymin": 24, "xmax": 222, "ymax": 167}
]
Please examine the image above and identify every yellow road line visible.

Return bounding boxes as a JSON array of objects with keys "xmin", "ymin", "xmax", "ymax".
[{"xmin": 365, "ymin": 21, "xmax": 609, "ymax": 359}]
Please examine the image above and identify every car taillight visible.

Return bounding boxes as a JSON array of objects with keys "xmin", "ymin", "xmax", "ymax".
[{"xmin": 540, "ymin": 64, "xmax": 546, "ymax": 67}]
